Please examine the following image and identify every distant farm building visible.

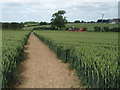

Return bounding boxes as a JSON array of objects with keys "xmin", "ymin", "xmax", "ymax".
[{"xmin": 110, "ymin": 18, "xmax": 120, "ymax": 24}]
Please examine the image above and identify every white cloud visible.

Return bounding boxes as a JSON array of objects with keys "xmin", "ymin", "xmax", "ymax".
[
  {"xmin": 1, "ymin": 0, "xmax": 35, "ymax": 2},
  {"xmin": 1, "ymin": 1, "xmax": 118, "ymax": 22},
  {"xmin": 0, "ymin": 0, "xmax": 119, "ymax": 2}
]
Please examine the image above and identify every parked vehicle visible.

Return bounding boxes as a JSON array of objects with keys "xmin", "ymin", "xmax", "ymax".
[{"xmin": 66, "ymin": 26, "xmax": 86, "ymax": 32}]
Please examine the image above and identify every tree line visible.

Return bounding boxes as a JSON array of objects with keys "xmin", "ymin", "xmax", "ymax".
[
  {"xmin": 2, "ymin": 22, "xmax": 24, "ymax": 29},
  {"xmin": 73, "ymin": 19, "xmax": 111, "ymax": 23}
]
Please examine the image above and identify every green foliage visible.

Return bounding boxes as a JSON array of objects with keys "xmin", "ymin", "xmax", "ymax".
[
  {"xmin": 74, "ymin": 20, "xmax": 80, "ymax": 23},
  {"xmin": 39, "ymin": 22, "xmax": 48, "ymax": 25},
  {"xmin": 2, "ymin": 22, "xmax": 24, "ymax": 29},
  {"xmin": 110, "ymin": 27, "xmax": 120, "ymax": 32},
  {"xmin": 2, "ymin": 29, "xmax": 30, "ymax": 88},
  {"xmin": 82, "ymin": 27, "xmax": 87, "ymax": 31},
  {"xmin": 94, "ymin": 27, "xmax": 101, "ymax": 32},
  {"xmin": 33, "ymin": 26, "xmax": 58, "ymax": 30},
  {"xmin": 66, "ymin": 23, "xmax": 118, "ymax": 31},
  {"xmin": 94, "ymin": 26, "xmax": 119, "ymax": 32},
  {"xmin": 51, "ymin": 10, "xmax": 67, "ymax": 30},
  {"xmin": 35, "ymin": 31, "xmax": 119, "ymax": 88},
  {"xmin": 102, "ymin": 27, "xmax": 110, "ymax": 32},
  {"xmin": 24, "ymin": 21, "xmax": 39, "ymax": 27}
]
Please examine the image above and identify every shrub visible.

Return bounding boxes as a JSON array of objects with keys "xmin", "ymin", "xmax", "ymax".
[
  {"xmin": 94, "ymin": 27, "xmax": 101, "ymax": 32},
  {"xmin": 83, "ymin": 27, "xmax": 88, "ymax": 31},
  {"xmin": 102, "ymin": 27, "xmax": 110, "ymax": 32},
  {"xmin": 110, "ymin": 27, "xmax": 120, "ymax": 32}
]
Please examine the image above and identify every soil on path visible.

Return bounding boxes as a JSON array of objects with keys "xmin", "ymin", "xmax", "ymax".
[{"xmin": 15, "ymin": 33, "xmax": 82, "ymax": 88}]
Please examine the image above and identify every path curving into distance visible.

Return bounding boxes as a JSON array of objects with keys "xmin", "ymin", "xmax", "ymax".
[{"xmin": 14, "ymin": 33, "xmax": 82, "ymax": 88}]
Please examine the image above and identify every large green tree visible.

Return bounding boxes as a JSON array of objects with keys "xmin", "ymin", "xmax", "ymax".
[{"xmin": 51, "ymin": 10, "xmax": 67, "ymax": 30}]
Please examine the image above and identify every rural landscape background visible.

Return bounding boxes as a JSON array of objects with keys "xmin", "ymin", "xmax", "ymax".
[{"xmin": 0, "ymin": 0, "xmax": 119, "ymax": 89}]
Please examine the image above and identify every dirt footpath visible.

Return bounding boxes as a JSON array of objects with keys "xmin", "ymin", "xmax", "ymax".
[{"xmin": 15, "ymin": 33, "xmax": 82, "ymax": 88}]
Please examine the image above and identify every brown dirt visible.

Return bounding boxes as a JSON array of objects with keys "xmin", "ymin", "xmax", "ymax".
[{"xmin": 15, "ymin": 33, "xmax": 82, "ymax": 88}]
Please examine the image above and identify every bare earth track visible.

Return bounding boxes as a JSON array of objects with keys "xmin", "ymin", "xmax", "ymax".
[{"xmin": 15, "ymin": 33, "xmax": 82, "ymax": 88}]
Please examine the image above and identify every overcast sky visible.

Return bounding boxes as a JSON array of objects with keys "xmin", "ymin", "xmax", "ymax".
[{"xmin": 0, "ymin": 0, "xmax": 119, "ymax": 22}]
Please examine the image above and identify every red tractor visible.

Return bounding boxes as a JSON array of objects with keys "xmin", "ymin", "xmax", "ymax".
[
  {"xmin": 66, "ymin": 26, "xmax": 86, "ymax": 32},
  {"xmin": 78, "ymin": 28, "xmax": 86, "ymax": 32}
]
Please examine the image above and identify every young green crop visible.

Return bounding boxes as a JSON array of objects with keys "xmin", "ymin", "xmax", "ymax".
[
  {"xmin": 35, "ymin": 30, "xmax": 119, "ymax": 88},
  {"xmin": 2, "ymin": 29, "xmax": 30, "ymax": 88}
]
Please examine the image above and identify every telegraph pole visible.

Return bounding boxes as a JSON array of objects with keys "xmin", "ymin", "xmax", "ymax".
[
  {"xmin": 101, "ymin": 14, "xmax": 104, "ymax": 31},
  {"xmin": 102, "ymin": 14, "xmax": 104, "ymax": 23}
]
